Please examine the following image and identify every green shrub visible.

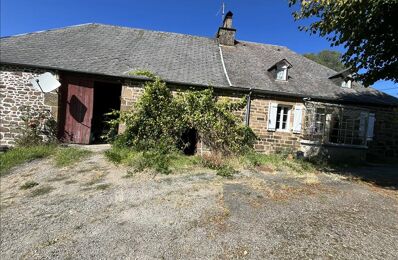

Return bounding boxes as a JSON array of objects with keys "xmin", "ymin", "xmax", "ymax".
[
  {"xmin": 54, "ymin": 147, "xmax": 91, "ymax": 167},
  {"xmin": 0, "ymin": 145, "xmax": 56, "ymax": 175}
]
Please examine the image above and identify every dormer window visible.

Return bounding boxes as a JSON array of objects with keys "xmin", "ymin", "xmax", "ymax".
[
  {"xmin": 328, "ymin": 68, "xmax": 355, "ymax": 89},
  {"xmin": 341, "ymin": 79, "xmax": 352, "ymax": 88},
  {"xmin": 268, "ymin": 59, "xmax": 292, "ymax": 81}
]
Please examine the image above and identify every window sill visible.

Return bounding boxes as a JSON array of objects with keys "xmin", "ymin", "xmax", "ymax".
[
  {"xmin": 275, "ymin": 129, "xmax": 291, "ymax": 133},
  {"xmin": 300, "ymin": 140, "xmax": 368, "ymax": 149}
]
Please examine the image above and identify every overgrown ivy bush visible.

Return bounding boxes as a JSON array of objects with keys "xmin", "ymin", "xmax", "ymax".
[
  {"xmin": 108, "ymin": 72, "xmax": 256, "ymax": 155},
  {"xmin": 106, "ymin": 72, "xmax": 256, "ymax": 173},
  {"xmin": 15, "ymin": 106, "xmax": 57, "ymax": 146}
]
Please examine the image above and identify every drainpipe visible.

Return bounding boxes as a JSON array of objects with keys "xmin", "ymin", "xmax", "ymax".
[
  {"xmin": 245, "ymin": 88, "xmax": 253, "ymax": 126},
  {"xmin": 218, "ymin": 45, "xmax": 233, "ymax": 87}
]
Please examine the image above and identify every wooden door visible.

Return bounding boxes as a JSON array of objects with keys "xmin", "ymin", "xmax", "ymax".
[{"xmin": 62, "ymin": 76, "xmax": 94, "ymax": 144}]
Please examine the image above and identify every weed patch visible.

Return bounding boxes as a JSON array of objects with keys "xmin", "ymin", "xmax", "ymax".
[
  {"xmin": 216, "ymin": 165, "xmax": 237, "ymax": 178},
  {"xmin": 95, "ymin": 183, "xmax": 111, "ymax": 190},
  {"xmin": 123, "ymin": 170, "xmax": 135, "ymax": 178},
  {"xmin": 20, "ymin": 181, "xmax": 39, "ymax": 190},
  {"xmin": 54, "ymin": 147, "xmax": 91, "ymax": 167}
]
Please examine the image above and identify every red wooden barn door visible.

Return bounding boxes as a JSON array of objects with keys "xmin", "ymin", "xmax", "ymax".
[{"xmin": 62, "ymin": 76, "xmax": 94, "ymax": 144}]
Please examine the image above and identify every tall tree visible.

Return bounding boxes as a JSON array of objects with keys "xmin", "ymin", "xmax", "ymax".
[
  {"xmin": 289, "ymin": 0, "xmax": 398, "ymax": 86},
  {"xmin": 304, "ymin": 50, "xmax": 346, "ymax": 72}
]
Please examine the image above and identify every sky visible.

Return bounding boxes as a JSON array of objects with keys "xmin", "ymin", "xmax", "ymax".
[{"xmin": 1, "ymin": 0, "xmax": 396, "ymax": 97}]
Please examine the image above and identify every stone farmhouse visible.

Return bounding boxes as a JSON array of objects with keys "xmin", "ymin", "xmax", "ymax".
[{"xmin": 1, "ymin": 12, "xmax": 398, "ymax": 161}]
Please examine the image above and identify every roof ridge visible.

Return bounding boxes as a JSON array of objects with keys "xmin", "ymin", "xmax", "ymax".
[
  {"xmin": 1, "ymin": 22, "xmax": 215, "ymax": 41},
  {"xmin": 86, "ymin": 23, "xmax": 216, "ymax": 41},
  {"xmin": 0, "ymin": 23, "xmax": 95, "ymax": 39},
  {"xmin": 237, "ymin": 40, "xmax": 288, "ymax": 49}
]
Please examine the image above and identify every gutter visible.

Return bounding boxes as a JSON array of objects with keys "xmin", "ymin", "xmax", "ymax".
[
  {"xmin": 1, "ymin": 61, "xmax": 396, "ymax": 108},
  {"xmin": 218, "ymin": 45, "xmax": 233, "ymax": 87}
]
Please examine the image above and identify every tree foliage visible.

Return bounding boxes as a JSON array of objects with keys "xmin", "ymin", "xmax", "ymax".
[
  {"xmin": 108, "ymin": 72, "xmax": 256, "ymax": 155},
  {"xmin": 304, "ymin": 50, "xmax": 346, "ymax": 72},
  {"xmin": 290, "ymin": 0, "xmax": 398, "ymax": 86}
]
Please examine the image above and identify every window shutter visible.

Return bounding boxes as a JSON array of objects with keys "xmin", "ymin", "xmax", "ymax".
[
  {"xmin": 293, "ymin": 104, "xmax": 303, "ymax": 133},
  {"xmin": 367, "ymin": 113, "xmax": 375, "ymax": 141},
  {"xmin": 267, "ymin": 102, "xmax": 278, "ymax": 131}
]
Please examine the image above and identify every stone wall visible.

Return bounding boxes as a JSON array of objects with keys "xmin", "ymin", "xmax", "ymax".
[
  {"xmin": 249, "ymin": 97, "xmax": 304, "ymax": 153},
  {"xmin": 0, "ymin": 64, "xmax": 59, "ymax": 146},
  {"xmin": 367, "ymin": 107, "xmax": 398, "ymax": 160},
  {"xmin": 2, "ymin": 65, "xmax": 396, "ymax": 160},
  {"xmin": 118, "ymin": 82, "xmax": 305, "ymax": 154}
]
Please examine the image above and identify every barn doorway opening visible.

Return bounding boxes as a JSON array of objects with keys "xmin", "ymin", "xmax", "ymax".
[
  {"xmin": 181, "ymin": 128, "xmax": 198, "ymax": 155},
  {"xmin": 91, "ymin": 81, "xmax": 122, "ymax": 143}
]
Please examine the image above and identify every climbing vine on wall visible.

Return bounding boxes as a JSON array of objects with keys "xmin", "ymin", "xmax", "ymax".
[{"xmin": 107, "ymin": 71, "xmax": 256, "ymax": 155}]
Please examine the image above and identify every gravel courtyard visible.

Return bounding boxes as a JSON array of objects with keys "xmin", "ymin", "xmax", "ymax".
[{"xmin": 1, "ymin": 148, "xmax": 397, "ymax": 259}]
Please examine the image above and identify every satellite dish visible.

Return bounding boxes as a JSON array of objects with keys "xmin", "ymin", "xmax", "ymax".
[{"xmin": 30, "ymin": 72, "xmax": 61, "ymax": 93}]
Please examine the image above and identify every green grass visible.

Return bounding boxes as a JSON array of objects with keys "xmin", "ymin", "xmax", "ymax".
[
  {"xmin": 54, "ymin": 147, "xmax": 91, "ymax": 167},
  {"xmin": 0, "ymin": 145, "xmax": 56, "ymax": 176},
  {"xmin": 105, "ymin": 146, "xmax": 318, "ymax": 176},
  {"xmin": 105, "ymin": 147, "xmax": 200, "ymax": 174},
  {"xmin": 239, "ymin": 152, "xmax": 317, "ymax": 174}
]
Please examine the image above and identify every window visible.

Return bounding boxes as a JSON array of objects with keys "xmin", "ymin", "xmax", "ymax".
[
  {"xmin": 341, "ymin": 79, "xmax": 352, "ymax": 88},
  {"xmin": 276, "ymin": 65, "xmax": 288, "ymax": 81},
  {"xmin": 268, "ymin": 59, "xmax": 292, "ymax": 81},
  {"xmin": 303, "ymin": 104, "xmax": 375, "ymax": 146},
  {"xmin": 275, "ymin": 105, "xmax": 291, "ymax": 130}
]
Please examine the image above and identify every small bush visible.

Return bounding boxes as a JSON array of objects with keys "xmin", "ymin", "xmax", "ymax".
[
  {"xmin": 0, "ymin": 145, "xmax": 56, "ymax": 175},
  {"xmin": 15, "ymin": 106, "xmax": 57, "ymax": 147},
  {"xmin": 20, "ymin": 181, "xmax": 39, "ymax": 190},
  {"xmin": 216, "ymin": 165, "xmax": 237, "ymax": 178},
  {"xmin": 54, "ymin": 147, "xmax": 91, "ymax": 167}
]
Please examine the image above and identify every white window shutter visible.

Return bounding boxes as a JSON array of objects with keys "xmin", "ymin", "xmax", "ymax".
[
  {"xmin": 293, "ymin": 104, "xmax": 303, "ymax": 133},
  {"xmin": 367, "ymin": 113, "xmax": 375, "ymax": 141},
  {"xmin": 267, "ymin": 102, "xmax": 278, "ymax": 131}
]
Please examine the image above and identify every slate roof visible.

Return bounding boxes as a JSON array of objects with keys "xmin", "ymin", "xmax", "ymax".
[{"xmin": 1, "ymin": 23, "xmax": 397, "ymax": 106}]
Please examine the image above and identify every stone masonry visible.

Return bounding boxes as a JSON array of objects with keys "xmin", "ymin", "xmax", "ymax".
[
  {"xmin": 2, "ymin": 65, "xmax": 397, "ymax": 160},
  {"xmin": 0, "ymin": 64, "xmax": 59, "ymax": 145},
  {"xmin": 119, "ymin": 82, "xmax": 304, "ymax": 154}
]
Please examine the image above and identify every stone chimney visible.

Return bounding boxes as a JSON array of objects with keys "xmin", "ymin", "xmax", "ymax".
[{"xmin": 216, "ymin": 11, "xmax": 236, "ymax": 46}]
